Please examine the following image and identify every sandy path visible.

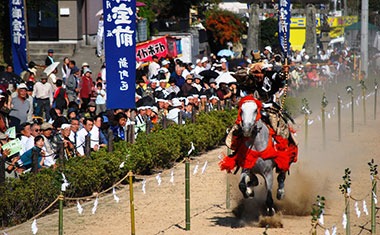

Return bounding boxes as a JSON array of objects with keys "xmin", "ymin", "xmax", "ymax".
[{"xmin": 2, "ymin": 83, "xmax": 379, "ymax": 235}]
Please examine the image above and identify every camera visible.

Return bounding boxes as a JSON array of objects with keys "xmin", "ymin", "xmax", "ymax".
[{"xmin": 14, "ymin": 159, "xmax": 23, "ymax": 168}]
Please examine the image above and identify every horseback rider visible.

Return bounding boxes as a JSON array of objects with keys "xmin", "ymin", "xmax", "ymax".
[{"xmin": 223, "ymin": 54, "xmax": 298, "ymax": 195}]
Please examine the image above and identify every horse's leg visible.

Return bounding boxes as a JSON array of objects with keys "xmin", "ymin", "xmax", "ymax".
[
  {"xmin": 264, "ymin": 170, "xmax": 275, "ymax": 216},
  {"xmin": 239, "ymin": 169, "xmax": 255, "ymax": 198},
  {"xmin": 276, "ymin": 171, "xmax": 286, "ymax": 200}
]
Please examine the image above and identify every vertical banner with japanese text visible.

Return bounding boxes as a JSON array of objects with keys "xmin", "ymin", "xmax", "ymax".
[
  {"xmin": 103, "ymin": 0, "xmax": 136, "ymax": 109},
  {"xmin": 9, "ymin": 0, "xmax": 28, "ymax": 75},
  {"xmin": 278, "ymin": 0, "xmax": 291, "ymax": 58}
]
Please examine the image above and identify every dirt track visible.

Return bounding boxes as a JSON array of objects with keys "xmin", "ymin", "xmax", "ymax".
[{"xmin": 2, "ymin": 80, "xmax": 379, "ymax": 235}]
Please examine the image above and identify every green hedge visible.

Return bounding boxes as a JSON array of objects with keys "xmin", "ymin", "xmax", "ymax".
[{"xmin": 0, "ymin": 110, "xmax": 236, "ymax": 227}]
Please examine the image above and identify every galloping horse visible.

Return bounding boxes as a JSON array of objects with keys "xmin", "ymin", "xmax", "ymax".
[{"xmin": 220, "ymin": 96, "xmax": 297, "ymax": 216}]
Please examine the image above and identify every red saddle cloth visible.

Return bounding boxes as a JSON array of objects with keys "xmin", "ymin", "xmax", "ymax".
[{"xmin": 220, "ymin": 95, "xmax": 298, "ymax": 172}]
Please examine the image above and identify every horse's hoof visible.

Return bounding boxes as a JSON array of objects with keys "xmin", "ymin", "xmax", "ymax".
[
  {"xmin": 266, "ymin": 207, "xmax": 276, "ymax": 216},
  {"xmin": 276, "ymin": 188, "xmax": 285, "ymax": 200},
  {"xmin": 239, "ymin": 182, "xmax": 249, "ymax": 198},
  {"xmin": 246, "ymin": 187, "xmax": 255, "ymax": 198}
]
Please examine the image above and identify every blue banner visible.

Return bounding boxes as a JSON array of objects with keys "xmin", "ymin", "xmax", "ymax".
[
  {"xmin": 103, "ymin": 0, "xmax": 136, "ymax": 109},
  {"xmin": 9, "ymin": 0, "xmax": 28, "ymax": 75},
  {"xmin": 278, "ymin": 0, "xmax": 291, "ymax": 57}
]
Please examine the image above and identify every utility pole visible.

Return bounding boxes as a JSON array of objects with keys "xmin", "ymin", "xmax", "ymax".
[{"xmin": 361, "ymin": 0, "xmax": 369, "ymax": 76}]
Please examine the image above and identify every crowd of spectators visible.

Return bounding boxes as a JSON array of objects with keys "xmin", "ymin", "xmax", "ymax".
[{"xmin": 0, "ymin": 41, "xmax": 360, "ymax": 178}]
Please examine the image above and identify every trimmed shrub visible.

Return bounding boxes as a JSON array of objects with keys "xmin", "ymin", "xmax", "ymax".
[{"xmin": 0, "ymin": 110, "xmax": 236, "ymax": 227}]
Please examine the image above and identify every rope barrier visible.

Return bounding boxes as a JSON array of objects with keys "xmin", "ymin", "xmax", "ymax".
[{"xmin": 65, "ymin": 171, "xmax": 132, "ymax": 201}]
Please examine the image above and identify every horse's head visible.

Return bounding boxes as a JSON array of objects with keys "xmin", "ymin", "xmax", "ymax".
[{"xmin": 240, "ymin": 101, "xmax": 258, "ymax": 137}]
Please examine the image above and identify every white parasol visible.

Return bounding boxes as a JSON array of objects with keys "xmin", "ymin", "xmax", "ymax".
[
  {"xmin": 44, "ymin": 62, "xmax": 60, "ymax": 76},
  {"xmin": 96, "ymin": 9, "xmax": 103, "ymax": 17},
  {"xmin": 215, "ymin": 72, "xmax": 237, "ymax": 86}
]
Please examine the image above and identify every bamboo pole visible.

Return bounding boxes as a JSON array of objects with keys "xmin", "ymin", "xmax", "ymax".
[
  {"xmin": 185, "ymin": 158, "xmax": 190, "ymax": 230},
  {"xmin": 351, "ymin": 94, "xmax": 354, "ymax": 133},
  {"xmin": 374, "ymin": 82, "xmax": 377, "ymax": 120},
  {"xmin": 304, "ymin": 113, "xmax": 308, "ymax": 150},
  {"xmin": 362, "ymin": 85, "xmax": 366, "ymax": 125},
  {"xmin": 371, "ymin": 179, "xmax": 377, "ymax": 234},
  {"xmin": 226, "ymin": 148, "xmax": 231, "ymax": 209},
  {"xmin": 128, "ymin": 171, "xmax": 136, "ymax": 235},
  {"xmin": 58, "ymin": 194, "xmax": 64, "ymax": 235},
  {"xmin": 345, "ymin": 194, "xmax": 351, "ymax": 235},
  {"xmin": 338, "ymin": 95, "xmax": 341, "ymax": 141},
  {"xmin": 321, "ymin": 106, "xmax": 326, "ymax": 149}
]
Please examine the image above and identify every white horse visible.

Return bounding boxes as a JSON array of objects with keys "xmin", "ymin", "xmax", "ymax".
[{"xmin": 238, "ymin": 100, "xmax": 287, "ymax": 216}]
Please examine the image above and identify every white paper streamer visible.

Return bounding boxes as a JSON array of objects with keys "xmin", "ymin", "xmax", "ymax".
[
  {"xmin": 156, "ymin": 173, "xmax": 162, "ymax": 186},
  {"xmin": 331, "ymin": 225, "xmax": 337, "ymax": 235},
  {"xmin": 347, "ymin": 187, "xmax": 351, "ymax": 196},
  {"xmin": 373, "ymin": 191, "xmax": 378, "ymax": 204},
  {"xmin": 355, "ymin": 99, "xmax": 359, "ymax": 106},
  {"xmin": 201, "ymin": 161, "xmax": 208, "ymax": 174},
  {"xmin": 363, "ymin": 200, "xmax": 369, "ymax": 215},
  {"xmin": 92, "ymin": 197, "xmax": 98, "ymax": 214},
  {"xmin": 327, "ymin": 113, "xmax": 331, "ymax": 119},
  {"xmin": 308, "ymin": 119, "xmax": 314, "ymax": 125},
  {"xmin": 217, "ymin": 154, "xmax": 222, "ymax": 160},
  {"xmin": 31, "ymin": 219, "xmax": 38, "ymax": 234},
  {"xmin": 354, "ymin": 201, "xmax": 361, "ymax": 218},
  {"xmin": 342, "ymin": 213, "xmax": 347, "ymax": 229},
  {"xmin": 332, "ymin": 107, "xmax": 336, "ymax": 115},
  {"xmin": 169, "ymin": 170, "xmax": 174, "ymax": 185},
  {"xmin": 61, "ymin": 173, "xmax": 70, "ymax": 192},
  {"xmin": 113, "ymin": 187, "xmax": 120, "ymax": 203},
  {"xmin": 317, "ymin": 115, "xmax": 321, "ymax": 121},
  {"xmin": 346, "ymin": 103, "xmax": 350, "ymax": 108},
  {"xmin": 119, "ymin": 162, "xmax": 125, "ymax": 169},
  {"xmin": 188, "ymin": 142, "xmax": 195, "ymax": 156},
  {"xmin": 142, "ymin": 179, "xmax": 146, "ymax": 194},
  {"xmin": 193, "ymin": 162, "xmax": 199, "ymax": 175},
  {"xmin": 324, "ymin": 229, "xmax": 330, "ymax": 235},
  {"xmin": 318, "ymin": 213, "xmax": 324, "ymax": 225},
  {"xmin": 3, "ymin": 232, "xmax": 9, "ymax": 235},
  {"xmin": 77, "ymin": 201, "xmax": 83, "ymax": 215}
]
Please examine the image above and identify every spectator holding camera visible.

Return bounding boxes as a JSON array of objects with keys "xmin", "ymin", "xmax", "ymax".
[{"xmin": 16, "ymin": 135, "xmax": 46, "ymax": 173}]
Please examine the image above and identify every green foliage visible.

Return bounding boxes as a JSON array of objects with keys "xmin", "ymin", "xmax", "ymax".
[
  {"xmin": 339, "ymin": 168, "xmax": 352, "ymax": 195},
  {"xmin": 311, "ymin": 195, "xmax": 325, "ymax": 223},
  {"xmin": 0, "ymin": 110, "xmax": 236, "ymax": 227},
  {"xmin": 368, "ymin": 158, "xmax": 378, "ymax": 178},
  {"xmin": 260, "ymin": 18, "xmax": 279, "ymax": 50}
]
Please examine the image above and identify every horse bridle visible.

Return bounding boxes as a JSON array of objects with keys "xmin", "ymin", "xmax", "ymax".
[{"xmin": 240, "ymin": 101, "xmax": 262, "ymax": 137}]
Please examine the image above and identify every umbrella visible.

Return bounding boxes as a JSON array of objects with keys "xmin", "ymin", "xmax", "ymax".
[
  {"xmin": 199, "ymin": 69, "xmax": 219, "ymax": 83},
  {"xmin": 136, "ymin": 1, "xmax": 146, "ymax": 7},
  {"xmin": 96, "ymin": 9, "xmax": 103, "ymax": 17},
  {"xmin": 0, "ymin": 72, "xmax": 23, "ymax": 85},
  {"xmin": 44, "ymin": 62, "xmax": 60, "ymax": 76},
  {"xmin": 217, "ymin": 49, "xmax": 234, "ymax": 57},
  {"xmin": 215, "ymin": 72, "xmax": 237, "ymax": 86}
]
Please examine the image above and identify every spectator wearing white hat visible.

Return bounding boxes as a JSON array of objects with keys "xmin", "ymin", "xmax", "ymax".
[
  {"xmin": 51, "ymin": 123, "xmax": 76, "ymax": 159},
  {"xmin": 166, "ymin": 98, "xmax": 185, "ymax": 124},
  {"xmin": 193, "ymin": 58, "xmax": 204, "ymax": 75},
  {"xmin": 33, "ymin": 72, "xmax": 53, "ymax": 121},
  {"xmin": 9, "ymin": 83, "xmax": 30, "ymax": 131},
  {"xmin": 262, "ymin": 46, "xmax": 272, "ymax": 60},
  {"xmin": 201, "ymin": 56, "xmax": 211, "ymax": 70}
]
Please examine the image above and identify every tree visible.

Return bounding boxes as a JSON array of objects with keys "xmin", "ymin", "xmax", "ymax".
[{"xmin": 205, "ymin": 8, "xmax": 246, "ymax": 52}]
